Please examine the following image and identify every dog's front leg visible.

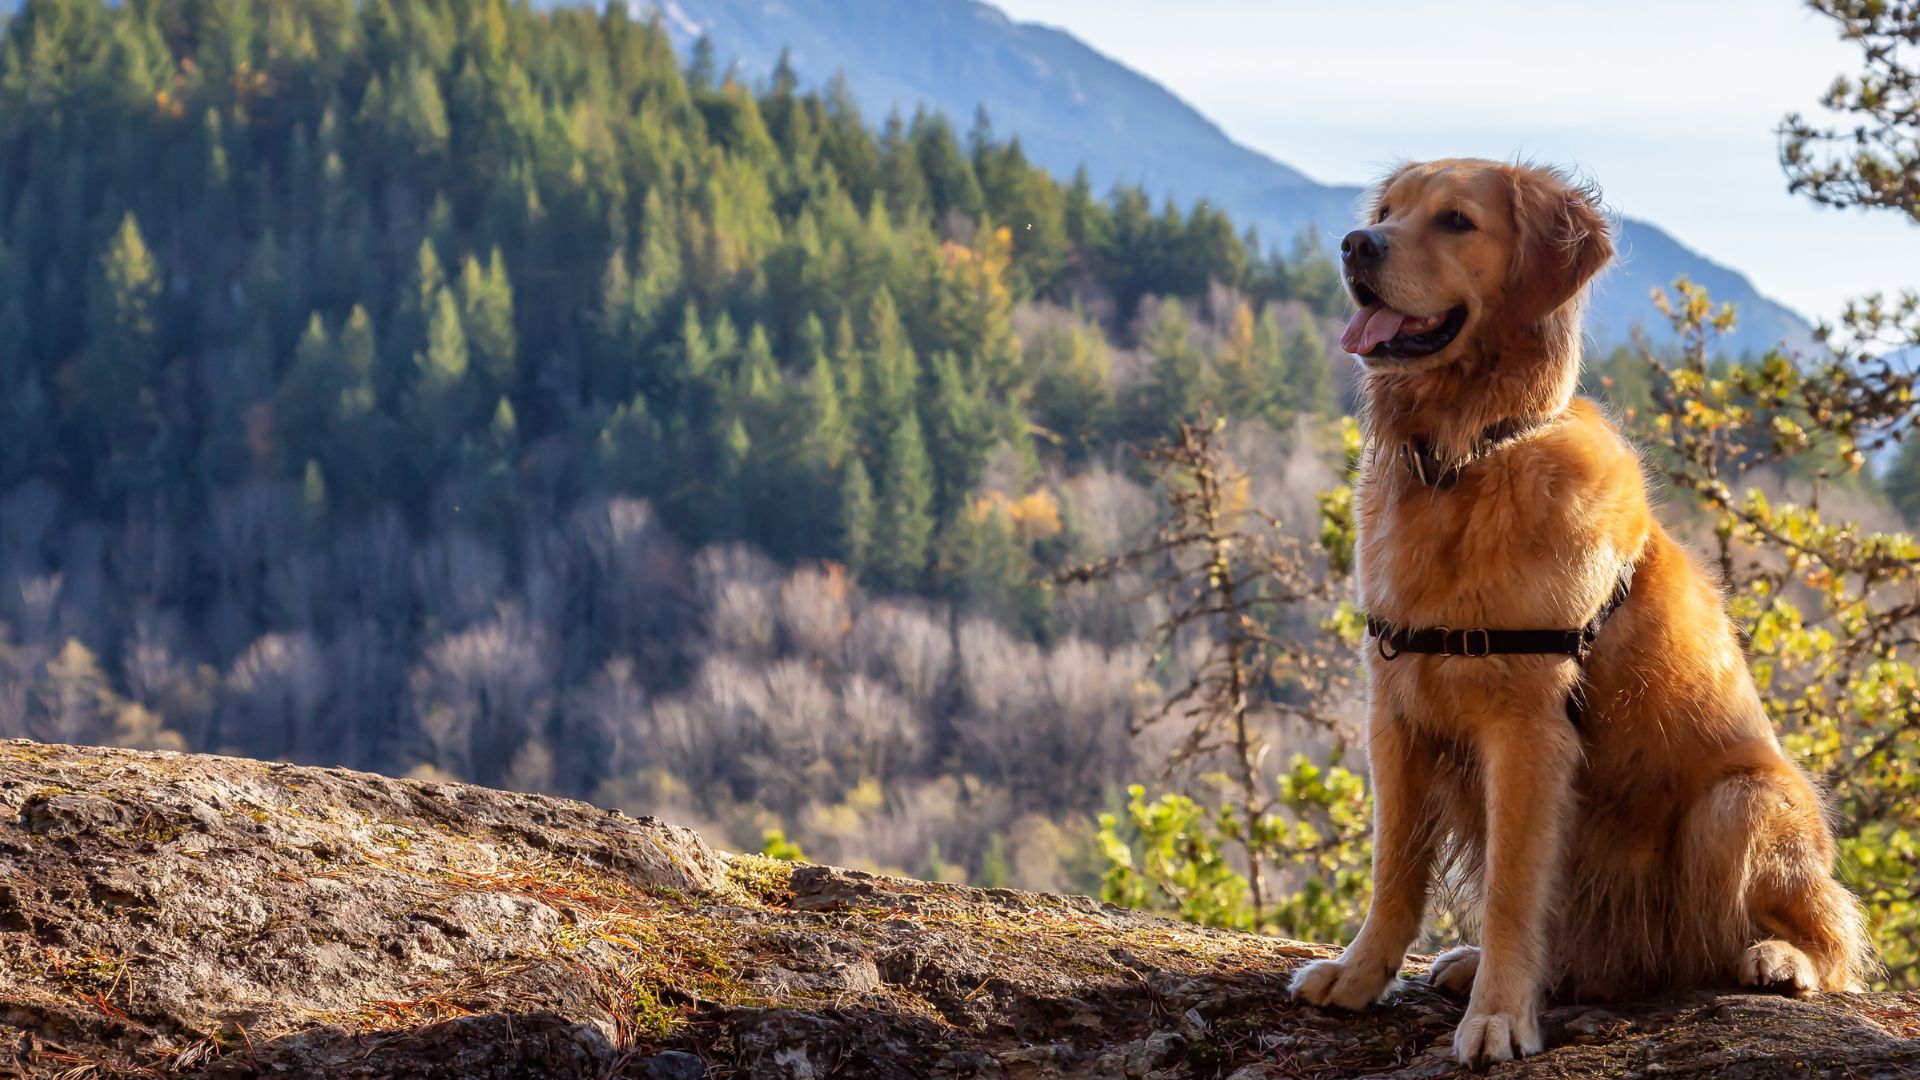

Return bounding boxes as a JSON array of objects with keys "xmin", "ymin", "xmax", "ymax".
[
  {"xmin": 1453, "ymin": 706, "xmax": 1579, "ymax": 1067},
  {"xmin": 1290, "ymin": 708, "xmax": 1437, "ymax": 1009}
]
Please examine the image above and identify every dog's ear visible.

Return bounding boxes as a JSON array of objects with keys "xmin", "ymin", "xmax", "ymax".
[{"xmin": 1505, "ymin": 166, "xmax": 1612, "ymax": 324}]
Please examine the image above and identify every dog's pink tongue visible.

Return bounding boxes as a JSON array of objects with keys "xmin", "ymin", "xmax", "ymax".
[{"xmin": 1340, "ymin": 302, "xmax": 1408, "ymax": 355}]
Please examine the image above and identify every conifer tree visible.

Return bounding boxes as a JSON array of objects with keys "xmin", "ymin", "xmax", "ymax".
[
  {"xmin": 831, "ymin": 310, "xmax": 866, "ymax": 437},
  {"xmin": 460, "ymin": 248, "xmax": 518, "ymax": 393},
  {"xmin": 407, "ymin": 286, "xmax": 472, "ymax": 485},
  {"xmin": 838, "ymin": 456, "xmax": 875, "ymax": 577},
  {"xmin": 1031, "ymin": 320, "xmax": 1115, "ymax": 452},
  {"xmin": 1250, "ymin": 305, "xmax": 1286, "ymax": 417},
  {"xmin": 797, "ymin": 314, "xmax": 852, "ymax": 471},
  {"xmin": 1213, "ymin": 301, "xmax": 1261, "ymax": 413},
  {"xmin": 276, "ymin": 313, "xmax": 338, "ymax": 469},
  {"xmin": 1139, "ymin": 299, "xmax": 1207, "ymax": 434},
  {"xmin": 76, "ymin": 212, "xmax": 163, "ymax": 504},
  {"xmin": 864, "ymin": 287, "xmax": 917, "ymax": 444},
  {"xmin": 928, "ymin": 350, "xmax": 994, "ymax": 512},
  {"xmin": 392, "ymin": 238, "xmax": 447, "ymax": 386},
  {"xmin": 876, "ymin": 409, "xmax": 935, "ymax": 589},
  {"xmin": 1283, "ymin": 317, "xmax": 1333, "ymax": 419}
]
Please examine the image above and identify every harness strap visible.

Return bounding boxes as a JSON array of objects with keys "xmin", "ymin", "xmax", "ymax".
[{"xmin": 1368, "ymin": 565, "xmax": 1636, "ymax": 729}]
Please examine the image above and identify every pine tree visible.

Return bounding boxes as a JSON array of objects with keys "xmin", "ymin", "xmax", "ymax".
[
  {"xmin": 407, "ymin": 286, "xmax": 472, "ymax": 485},
  {"xmin": 337, "ymin": 304, "xmax": 378, "ymax": 422},
  {"xmin": 688, "ymin": 35, "xmax": 717, "ymax": 91},
  {"xmin": 597, "ymin": 393, "xmax": 659, "ymax": 495},
  {"xmin": 76, "ymin": 212, "xmax": 164, "ymax": 505},
  {"xmin": 831, "ymin": 310, "xmax": 866, "ymax": 438},
  {"xmin": 593, "ymin": 247, "xmax": 635, "ymax": 400},
  {"xmin": 632, "ymin": 188, "xmax": 682, "ymax": 332},
  {"xmin": 389, "ymin": 62, "xmax": 451, "ymax": 162},
  {"xmin": 1283, "ymin": 317, "xmax": 1333, "ymax": 419},
  {"xmin": 928, "ymin": 350, "xmax": 994, "ymax": 512},
  {"xmin": 875, "ymin": 409, "xmax": 935, "ymax": 590},
  {"xmin": 419, "ymin": 287, "xmax": 470, "ymax": 390},
  {"xmin": 838, "ymin": 456, "xmax": 875, "ymax": 577},
  {"xmin": 737, "ymin": 323, "xmax": 781, "ymax": 410},
  {"xmin": 1250, "ymin": 305, "xmax": 1287, "ymax": 418},
  {"xmin": 864, "ymin": 287, "xmax": 917, "ymax": 444},
  {"xmin": 276, "ymin": 312, "xmax": 338, "ymax": 470},
  {"xmin": 1031, "ymin": 320, "xmax": 1115, "ymax": 452},
  {"xmin": 90, "ymin": 211, "xmax": 160, "ymax": 365},
  {"xmin": 1139, "ymin": 299, "xmax": 1207, "ymax": 434},
  {"xmin": 489, "ymin": 396, "xmax": 518, "ymax": 447},
  {"xmin": 939, "ymin": 495, "xmax": 1036, "ymax": 630},
  {"xmin": 1213, "ymin": 301, "xmax": 1261, "ymax": 415},
  {"xmin": 912, "ymin": 112, "xmax": 984, "ymax": 219},
  {"xmin": 797, "ymin": 314, "xmax": 852, "ymax": 471},
  {"xmin": 1064, "ymin": 165, "xmax": 1111, "ymax": 260},
  {"xmin": 392, "ymin": 238, "xmax": 447, "ymax": 390},
  {"xmin": 667, "ymin": 302, "xmax": 714, "ymax": 395},
  {"xmin": 459, "ymin": 248, "xmax": 518, "ymax": 393}
]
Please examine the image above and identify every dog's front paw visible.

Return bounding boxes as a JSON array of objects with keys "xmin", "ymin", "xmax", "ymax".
[
  {"xmin": 1740, "ymin": 939, "xmax": 1817, "ymax": 995},
  {"xmin": 1428, "ymin": 945, "xmax": 1480, "ymax": 996},
  {"xmin": 1452, "ymin": 1000, "xmax": 1542, "ymax": 1068},
  {"xmin": 1289, "ymin": 956, "xmax": 1395, "ymax": 1011}
]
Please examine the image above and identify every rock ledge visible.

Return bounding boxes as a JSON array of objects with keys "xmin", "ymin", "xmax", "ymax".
[{"xmin": 0, "ymin": 741, "xmax": 1915, "ymax": 1078}]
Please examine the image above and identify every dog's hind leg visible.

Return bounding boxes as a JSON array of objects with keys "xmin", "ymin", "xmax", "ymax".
[
  {"xmin": 1428, "ymin": 945, "xmax": 1480, "ymax": 996},
  {"xmin": 1683, "ymin": 756, "xmax": 1872, "ymax": 994}
]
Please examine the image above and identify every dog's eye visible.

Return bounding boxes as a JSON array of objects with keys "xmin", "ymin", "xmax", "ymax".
[
  {"xmin": 1376, "ymin": 204, "xmax": 1390, "ymax": 223},
  {"xmin": 1437, "ymin": 210, "xmax": 1477, "ymax": 232}
]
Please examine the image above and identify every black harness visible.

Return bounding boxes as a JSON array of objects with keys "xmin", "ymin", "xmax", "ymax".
[{"xmin": 1367, "ymin": 417, "xmax": 1638, "ymax": 729}]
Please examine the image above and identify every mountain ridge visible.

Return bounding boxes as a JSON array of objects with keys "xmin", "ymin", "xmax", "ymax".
[{"xmin": 634, "ymin": 0, "xmax": 1815, "ymax": 355}]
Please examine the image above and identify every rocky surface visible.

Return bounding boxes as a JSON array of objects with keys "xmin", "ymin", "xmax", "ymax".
[{"xmin": 0, "ymin": 741, "xmax": 1915, "ymax": 1078}]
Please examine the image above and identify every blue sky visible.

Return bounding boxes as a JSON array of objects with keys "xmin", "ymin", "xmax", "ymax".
[{"xmin": 991, "ymin": 0, "xmax": 1920, "ymax": 324}]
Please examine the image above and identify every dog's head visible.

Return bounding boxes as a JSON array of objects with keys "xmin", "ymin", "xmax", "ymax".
[{"xmin": 1340, "ymin": 159, "xmax": 1612, "ymax": 373}]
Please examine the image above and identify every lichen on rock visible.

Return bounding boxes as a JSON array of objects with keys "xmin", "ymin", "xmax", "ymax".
[{"xmin": 0, "ymin": 741, "xmax": 1915, "ymax": 1078}]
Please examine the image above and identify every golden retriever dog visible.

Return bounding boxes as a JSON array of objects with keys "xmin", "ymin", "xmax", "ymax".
[{"xmin": 1287, "ymin": 159, "xmax": 1870, "ymax": 1066}]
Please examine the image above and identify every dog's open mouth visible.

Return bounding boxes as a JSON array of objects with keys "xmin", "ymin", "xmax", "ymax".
[{"xmin": 1341, "ymin": 283, "xmax": 1468, "ymax": 360}]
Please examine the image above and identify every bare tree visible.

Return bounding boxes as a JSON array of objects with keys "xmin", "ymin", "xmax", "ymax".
[
  {"xmin": 224, "ymin": 632, "xmax": 328, "ymax": 762},
  {"xmin": 776, "ymin": 564, "xmax": 855, "ymax": 663},
  {"xmin": 410, "ymin": 604, "xmax": 555, "ymax": 787},
  {"xmin": 409, "ymin": 529, "xmax": 507, "ymax": 632},
  {"xmin": 847, "ymin": 601, "xmax": 953, "ymax": 709},
  {"xmin": 1056, "ymin": 413, "xmax": 1353, "ymax": 923}
]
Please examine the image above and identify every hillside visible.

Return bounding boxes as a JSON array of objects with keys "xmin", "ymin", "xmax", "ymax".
[
  {"xmin": 0, "ymin": 0, "xmax": 1350, "ymax": 842},
  {"xmin": 635, "ymin": 0, "xmax": 1817, "ymax": 354},
  {"xmin": 1, "ymin": 740, "xmax": 1917, "ymax": 1078}
]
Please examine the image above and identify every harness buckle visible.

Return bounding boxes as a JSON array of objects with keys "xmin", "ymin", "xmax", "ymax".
[
  {"xmin": 1435, "ymin": 626, "xmax": 1453, "ymax": 656},
  {"xmin": 1462, "ymin": 628, "xmax": 1492, "ymax": 658}
]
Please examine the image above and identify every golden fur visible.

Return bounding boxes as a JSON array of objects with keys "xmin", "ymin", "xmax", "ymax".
[{"xmin": 1287, "ymin": 159, "xmax": 1870, "ymax": 1067}]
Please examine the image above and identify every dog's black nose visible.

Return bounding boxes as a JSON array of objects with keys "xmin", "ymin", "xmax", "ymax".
[{"xmin": 1341, "ymin": 228, "xmax": 1387, "ymax": 264}]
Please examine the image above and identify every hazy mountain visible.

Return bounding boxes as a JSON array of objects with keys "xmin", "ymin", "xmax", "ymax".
[{"xmin": 634, "ymin": 0, "xmax": 1814, "ymax": 354}]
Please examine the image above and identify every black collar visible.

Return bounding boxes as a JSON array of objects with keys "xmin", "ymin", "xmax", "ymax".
[{"xmin": 1397, "ymin": 413, "xmax": 1556, "ymax": 489}]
